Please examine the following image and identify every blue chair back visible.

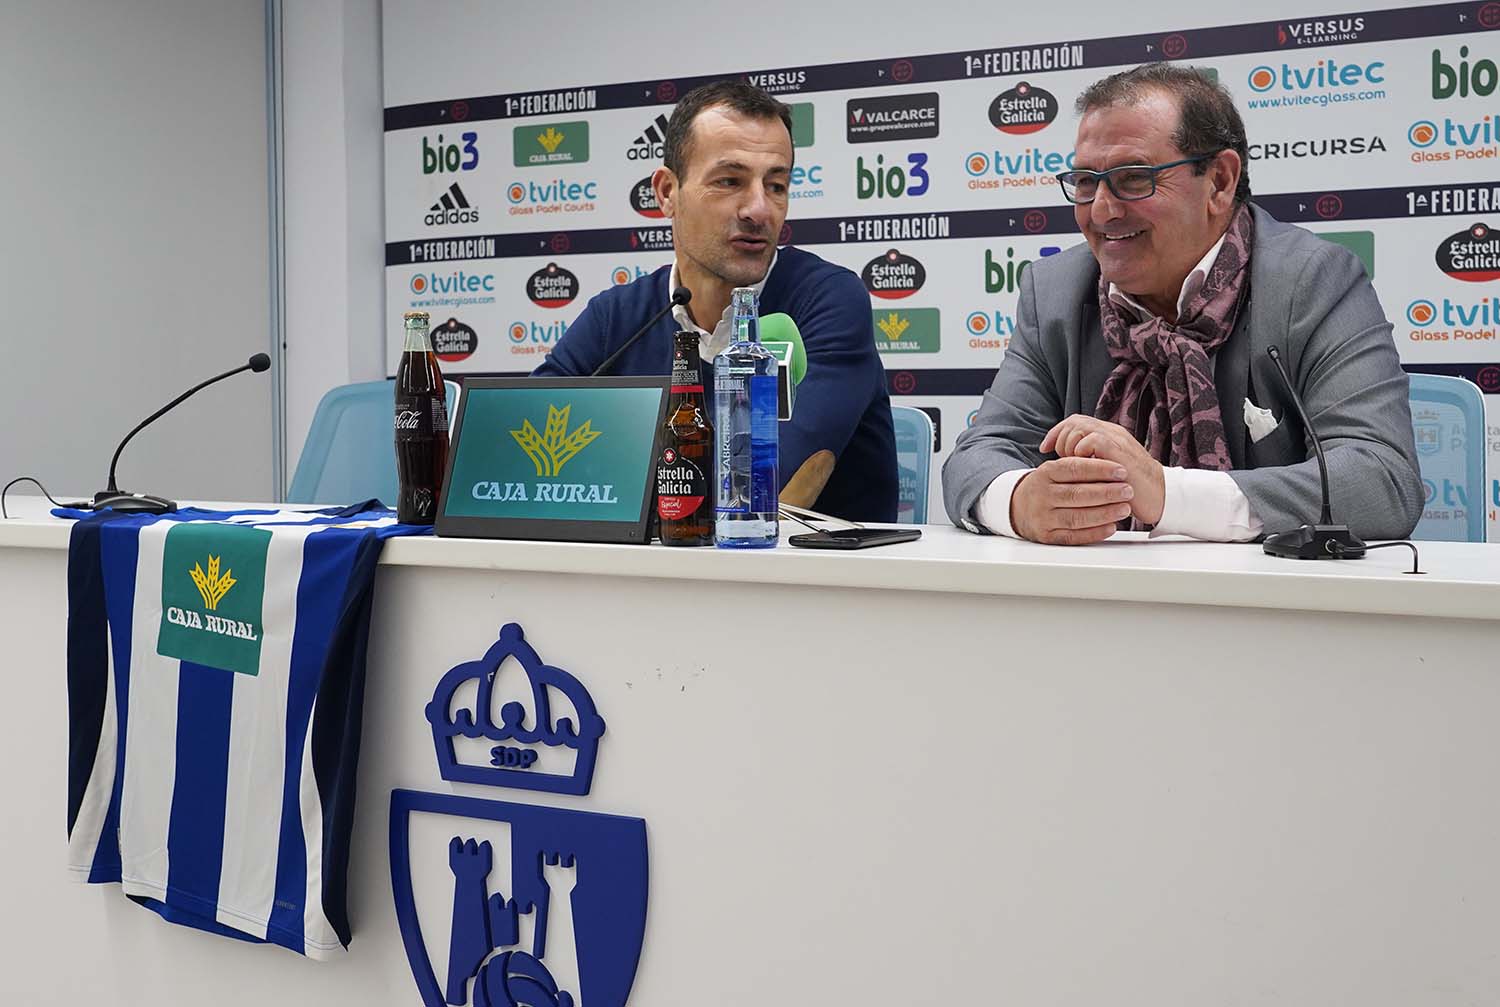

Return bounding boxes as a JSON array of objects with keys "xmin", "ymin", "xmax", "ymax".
[
  {"xmin": 1408, "ymin": 373, "xmax": 1487, "ymax": 542},
  {"xmin": 286, "ymin": 378, "xmax": 460, "ymax": 505},
  {"xmin": 891, "ymin": 405, "xmax": 934, "ymax": 524}
]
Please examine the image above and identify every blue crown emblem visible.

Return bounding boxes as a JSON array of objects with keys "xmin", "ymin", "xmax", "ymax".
[{"xmin": 425, "ymin": 623, "xmax": 606, "ymax": 795}]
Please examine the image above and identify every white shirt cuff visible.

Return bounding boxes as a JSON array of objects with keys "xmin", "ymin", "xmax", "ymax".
[
  {"xmin": 971, "ymin": 469, "xmax": 1033, "ymax": 538},
  {"xmin": 1152, "ymin": 467, "xmax": 1264, "ymax": 542}
]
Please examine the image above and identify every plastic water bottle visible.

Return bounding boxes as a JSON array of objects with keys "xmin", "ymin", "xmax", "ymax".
[{"xmin": 713, "ymin": 288, "xmax": 779, "ymax": 548}]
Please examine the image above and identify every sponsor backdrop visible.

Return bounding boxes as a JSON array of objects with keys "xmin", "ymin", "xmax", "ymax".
[{"xmin": 384, "ymin": 2, "xmax": 1500, "ymax": 538}]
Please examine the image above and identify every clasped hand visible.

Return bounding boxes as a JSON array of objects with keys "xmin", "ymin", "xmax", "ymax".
[{"xmin": 1009, "ymin": 415, "xmax": 1165, "ymax": 545}]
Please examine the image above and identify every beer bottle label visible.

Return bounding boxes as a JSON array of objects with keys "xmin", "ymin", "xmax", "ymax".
[
  {"xmin": 670, "ymin": 340, "xmax": 702, "ymax": 394},
  {"xmin": 656, "ymin": 446, "xmax": 708, "ymax": 520}
]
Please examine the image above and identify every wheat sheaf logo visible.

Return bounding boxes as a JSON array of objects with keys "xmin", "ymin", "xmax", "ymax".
[
  {"xmin": 536, "ymin": 126, "xmax": 566, "ymax": 153},
  {"xmin": 877, "ymin": 312, "xmax": 911, "ymax": 341},
  {"xmin": 510, "ymin": 404, "xmax": 601, "ymax": 477},
  {"xmin": 189, "ymin": 555, "xmax": 237, "ymax": 611}
]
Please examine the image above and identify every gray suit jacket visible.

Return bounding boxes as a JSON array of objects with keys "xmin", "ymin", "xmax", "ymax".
[{"xmin": 942, "ymin": 205, "xmax": 1424, "ymax": 540}]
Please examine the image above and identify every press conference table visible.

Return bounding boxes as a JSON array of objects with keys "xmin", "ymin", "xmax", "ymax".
[{"xmin": 3, "ymin": 496, "xmax": 1500, "ymax": 1006}]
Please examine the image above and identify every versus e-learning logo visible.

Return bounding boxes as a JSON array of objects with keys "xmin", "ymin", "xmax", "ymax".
[
  {"xmin": 1404, "ymin": 296, "xmax": 1500, "ymax": 344},
  {"xmin": 855, "ymin": 152, "xmax": 930, "ymax": 200},
  {"xmin": 964, "ymin": 148, "xmax": 1075, "ymax": 191},
  {"xmin": 1244, "ymin": 58, "xmax": 1386, "ymax": 108},
  {"xmin": 506, "ymin": 317, "xmax": 572, "ymax": 357},
  {"xmin": 505, "ymin": 177, "xmax": 599, "ymax": 216},
  {"xmin": 422, "ymin": 131, "xmax": 479, "ymax": 174},
  {"xmin": 409, "ymin": 270, "xmax": 496, "ymax": 308},
  {"xmin": 1407, "ymin": 115, "xmax": 1500, "ymax": 165}
]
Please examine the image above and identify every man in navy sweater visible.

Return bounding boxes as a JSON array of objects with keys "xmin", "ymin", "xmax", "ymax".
[{"xmin": 533, "ymin": 82, "xmax": 897, "ymax": 522}]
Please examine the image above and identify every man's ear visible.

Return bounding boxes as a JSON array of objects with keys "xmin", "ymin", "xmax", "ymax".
[
  {"xmin": 652, "ymin": 167, "xmax": 678, "ymax": 220},
  {"xmin": 1208, "ymin": 149, "xmax": 1241, "ymax": 213}
]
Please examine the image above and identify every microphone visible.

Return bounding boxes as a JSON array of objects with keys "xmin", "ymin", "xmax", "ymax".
[
  {"xmin": 1260, "ymin": 345, "xmax": 1366, "ymax": 560},
  {"xmin": 759, "ymin": 313, "xmax": 806, "ymax": 420},
  {"xmin": 92, "ymin": 352, "xmax": 273, "ymax": 515},
  {"xmin": 590, "ymin": 286, "xmax": 691, "ymax": 377}
]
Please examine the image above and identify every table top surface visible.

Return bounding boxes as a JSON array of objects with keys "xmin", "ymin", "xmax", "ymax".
[{"xmin": 3, "ymin": 496, "xmax": 1496, "ymax": 621}]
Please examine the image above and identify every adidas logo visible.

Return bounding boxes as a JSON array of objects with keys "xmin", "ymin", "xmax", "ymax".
[
  {"xmin": 425, "ymin": 182, "xmax": 479, "ymax": 226},
  {"xmin": 626, "ymin": 113, "xmax": 670, "ymax": 162}
]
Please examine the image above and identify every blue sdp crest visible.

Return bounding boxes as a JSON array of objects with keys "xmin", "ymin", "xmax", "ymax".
[{"xmin": 392, "ymin": 624, "xmax": 648, "ymax": 1007}]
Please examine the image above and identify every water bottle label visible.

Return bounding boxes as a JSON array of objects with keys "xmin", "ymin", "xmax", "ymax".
[{"xmin": 748, "ymin": 374, "xmax": 779, "ymax": 513}]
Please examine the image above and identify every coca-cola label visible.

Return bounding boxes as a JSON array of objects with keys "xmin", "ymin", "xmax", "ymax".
[
  {"xmin": 657, "ymin": 446, "xmax": 708, "ymax": 521},
  {"xmin": 395, "ymin": 394, "xmax": 449, "ymax": 437},
  {"xmin": 432, "ymin": 318, "xmax": 478, "ymax": 362},
  {"xmin": 526, "ymin": 262, "xmax": 580, "ymax": 307}
]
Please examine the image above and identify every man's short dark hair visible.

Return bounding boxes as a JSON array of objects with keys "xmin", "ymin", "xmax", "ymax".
[
  {"xmin": 1075, "ymin": 63, "xmax": 1252, "ymax": 204},
  {"xmin": 663, "ymin": 81, "xmax": 793, "ymax": 178}
]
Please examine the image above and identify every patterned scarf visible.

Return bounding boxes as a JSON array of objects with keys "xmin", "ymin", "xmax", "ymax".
[{"xmin": 1093, "ymin": 203, "xmax": 1254, "ymax": 470}]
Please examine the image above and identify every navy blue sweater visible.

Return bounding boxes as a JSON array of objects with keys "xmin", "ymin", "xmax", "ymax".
[{"xmin": 533, "ymin": 246, "xmax": 897, "ymax": 521}]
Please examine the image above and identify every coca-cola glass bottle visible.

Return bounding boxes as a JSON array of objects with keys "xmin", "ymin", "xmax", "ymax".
[{"xmin": 394, "ymin": 310, "xmax": 449, "ymax": 524}]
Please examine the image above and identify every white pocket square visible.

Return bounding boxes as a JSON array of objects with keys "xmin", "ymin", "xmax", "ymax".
[{"xmin": 1243, "ymin": 399, "xmax": 1280, "ymax": 443}]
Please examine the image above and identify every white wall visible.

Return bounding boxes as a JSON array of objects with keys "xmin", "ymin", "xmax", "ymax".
[
  {"xmin": 281, "ymin": 0, "xmax": 386, "ymax": 478},
  {"xmin": 0, "ymin": 0, "xmax": 274, "ymax": 503}
]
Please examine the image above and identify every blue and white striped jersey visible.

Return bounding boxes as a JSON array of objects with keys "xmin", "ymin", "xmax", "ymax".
[{"xmin": 65, "ymin": 504, "xmax": 420, "ymax": 958}]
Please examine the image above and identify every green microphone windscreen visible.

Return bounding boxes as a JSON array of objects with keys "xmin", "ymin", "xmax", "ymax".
[{"xmin": 759, "ymin": 313, "xmax": 806, "ymax": 385}]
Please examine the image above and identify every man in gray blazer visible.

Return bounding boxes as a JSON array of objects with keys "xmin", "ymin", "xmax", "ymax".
[{"xmin": 943, "ymin": 63, "xmax": 1422, "ymax": 545}]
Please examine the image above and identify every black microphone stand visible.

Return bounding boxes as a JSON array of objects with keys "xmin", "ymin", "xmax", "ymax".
[
  {"xmin": 92, "ymin": 354, "xmax": 272, "ymax": 514},
  {"xmin": 1261, "ymin": 345, "xmax": 1366, "ymax": 560}
]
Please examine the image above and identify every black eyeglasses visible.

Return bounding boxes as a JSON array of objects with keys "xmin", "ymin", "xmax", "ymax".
[{"xmin": 1055, "ymin": 154, "xmax": 1217, "ymax": 204}]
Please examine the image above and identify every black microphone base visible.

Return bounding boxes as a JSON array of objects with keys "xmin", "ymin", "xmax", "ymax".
[
  {"xmin": 92, "ymin": 491, "xmax": 178, "ymax": 515},
  {"xmin": 1262, "ymin": 523, "xmax": 1366, "ymax": 560}
]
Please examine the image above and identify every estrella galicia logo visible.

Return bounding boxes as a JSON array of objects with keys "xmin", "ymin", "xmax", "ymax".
[
  {"xmin": 423, "ymin": 131, "xmax": 480, "ymax": 174},
  {"xmin": 845, "ymin": 92, "xmax": 940, "ymax": 144},
  {"xmin": 628, "ymin": 177, "xmax": 662, "ymax": 218},
  {"xmin": 988, "ymin": 81, "xmax": 1058, "ymax": 135},
  {"xmin": 432, "ymin": 318, "xmax": 479, "ymax": 363},
  {"xmin": 393, "ymin": 624, "xmax": 647, "ymax": 1007},
  {"xmin": 527, "ymin": 263, "xmax": 580, "ymax": 308},
  {"xmin": 1437, "ymin": 222, "xmax": 1500, "ymax": 282},
  {"xmin": 861, "ymin": 248, "xmax": 926, "ymax": 299}
]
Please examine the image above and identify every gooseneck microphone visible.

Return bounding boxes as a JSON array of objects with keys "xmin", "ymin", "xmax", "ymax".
[
  {"xmin": 1260, "ymin": 345, "xmax": 1367, "ymax": 560},
  {"xmin": 590, "ymin": 286, "xmax": 691, "ymax": 377},
  {"xmin": 92, "ymin": 352, "xmax": 273, "ymax": 514}
]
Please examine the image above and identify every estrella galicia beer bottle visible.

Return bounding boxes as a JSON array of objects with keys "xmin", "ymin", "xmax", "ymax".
[
  {"xmin": 395, "ymin": 310, "xmax": 450, "ymax": 524},
  {"xmin": 657, "ymin": 330, "xmax": 714, "ymax": 546}
]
